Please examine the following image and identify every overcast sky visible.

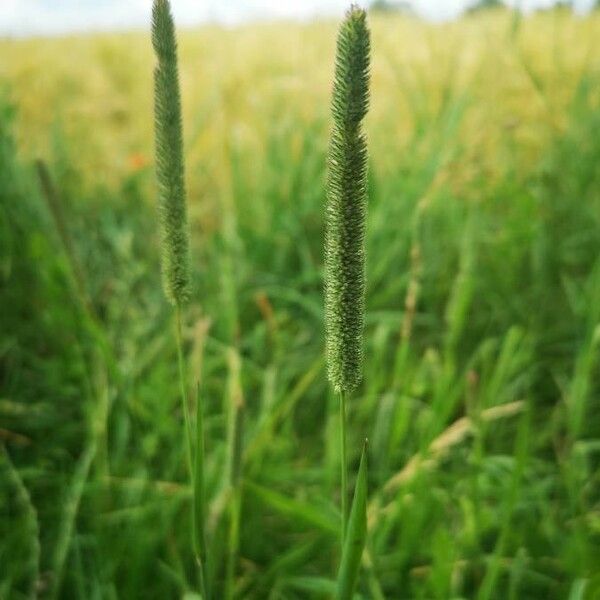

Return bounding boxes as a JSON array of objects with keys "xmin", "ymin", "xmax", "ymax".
[{"xmin": 0, "ymin": 0, "xmax": 595, "ymax": 37}]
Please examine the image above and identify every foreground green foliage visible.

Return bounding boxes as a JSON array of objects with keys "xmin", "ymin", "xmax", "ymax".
[
  {"xmin": 336, "ymin": 442, "xmax": 368, "ymax": 600},
  {"xmin": 1, "ymin": 11, "xmax": 600, "ymax": 599}
]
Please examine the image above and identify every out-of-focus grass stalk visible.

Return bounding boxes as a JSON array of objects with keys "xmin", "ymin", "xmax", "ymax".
[
  {"xmin": 214, "ymin": 95, "xmax": 245, "ymax": 598},
  {"xmin": 35, "ymin": 160, "xmax": 121, "ymax": 389},
  {"xmin": 35, "ymin": 159, "xmax": 90, "ymax": 316},
  {"xmin": 224, "ymin": 349, "xmax": 244, "ymax": 600},
  {"xmin": 324, "ymin": 4, "xmax": 370, "ymax": 546},
  {"xmin": 1, "ymin": 445, "xmax": 40, "ymax": 599},
  {"xmin": 193, "ymin": 383, "xmax": 208, "ymax": 591},
  {"xmin": 151, "ymin": 1, "xmax": 208, "ymax": 596}
]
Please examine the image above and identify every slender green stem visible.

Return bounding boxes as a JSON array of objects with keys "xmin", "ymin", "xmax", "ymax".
[
  {"xmin": 340, "ymin": 389, "xmax": 348, "ymax": 545},
  {"xmin": 224, "ymin": 349, "xmax": 244, "ymax": 600},
  {"xmin": 174, "ymin": 305, "xmax": 208, "ymax": 600},
  {"xmin": 225, "ymin": 488, "xmax": 241, "ymax": 600},
  {"xmin": 197, "ymin": 562, "xmax": 208, "ymax": 600},
  {"xmin": 175, "ymin": 304, "xmax": 193, "ymax": 470},
  {"xmin": 194, "ymin": 383, "xmax": 210, "ymax": 599}
]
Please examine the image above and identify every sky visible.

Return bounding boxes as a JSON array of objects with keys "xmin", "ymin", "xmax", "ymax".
[{"xmin": 0, "ymin": 0, "xmax": 595, "ymax": 37}]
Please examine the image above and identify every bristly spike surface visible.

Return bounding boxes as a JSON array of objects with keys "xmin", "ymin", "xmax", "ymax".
[
  {"xmin": 152, "ymin": 0, "xmax": 191, "ymax": 305},
  {"xmin": 325, "ymin": 5, "xmax": 370, "ymax": 393}
]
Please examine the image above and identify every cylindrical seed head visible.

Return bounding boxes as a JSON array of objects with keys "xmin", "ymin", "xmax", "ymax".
[
  {"xmin": 152, "ymin": 0, "xmax": 191, "ymax": 305},
  {"xmin": 324, "ymin": 5, "xmax": 370, "ymax": 393}
]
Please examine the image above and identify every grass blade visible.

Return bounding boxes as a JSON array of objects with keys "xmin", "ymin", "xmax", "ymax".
[
  {"xmin": 244, "ymin": 480, "xmax": 338, "ymax": 535},
  {"xmin": 336, "ymin": 440, "xmax": 368, "ymax": 600}
]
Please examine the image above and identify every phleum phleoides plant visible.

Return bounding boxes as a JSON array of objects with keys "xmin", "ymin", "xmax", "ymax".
[
  {"xmin": 152, "ymin": 1, "xmax": 208, "ymax": 597},
  {"xmin": 325, "ymin": 5, "xmax": 370, "ymax": 598}
]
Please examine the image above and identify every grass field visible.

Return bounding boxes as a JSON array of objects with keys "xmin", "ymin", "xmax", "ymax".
[{"xmin": 2, "ymin": 7, "xmax": 600, "ymax": 599}]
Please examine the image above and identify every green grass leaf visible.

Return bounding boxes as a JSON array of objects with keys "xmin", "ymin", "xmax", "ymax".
[
  {"xmin": 336, "ymin": 441, "xmax": 368, "ymax": 600},
  {"xmin": 245, "ymin": 480, "xmax": 338, "ymax": 535}
]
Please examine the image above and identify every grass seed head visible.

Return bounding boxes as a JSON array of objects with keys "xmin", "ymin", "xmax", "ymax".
[
  {"xmin": 325, "ymin": 5, "xmax": 370, "ymax": 393},
  {"xmin": 152, "ymin": 0, "xmax": 191, "ymax": 305}
]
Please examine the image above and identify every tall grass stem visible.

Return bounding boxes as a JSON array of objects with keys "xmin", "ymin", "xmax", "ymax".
[
  {"xmin": 339, "ymin": 389, "xmax": 348, "ymax": 544},
  {"xmin": 224, "ymin": 349, "xmax": 244, "ymax": 600},
  {"xmin": 175, "ymin": 305, "xmax": 193, "ymax": 469},
  {"xmin": 325, "ymin": 1, "xmax": 370, "ymax": 562},
  {"xmin": 174, "ymin": 307, "xmax": 209, "ymax": 599},
  {"xmin": 194, "ymin": 383, "xmax": 209, "ymax": 599}
]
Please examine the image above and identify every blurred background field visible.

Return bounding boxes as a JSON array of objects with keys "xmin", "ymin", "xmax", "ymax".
[{"xmin": 2, "ymin": 4, "xmax": 600, "ymax": 599}]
